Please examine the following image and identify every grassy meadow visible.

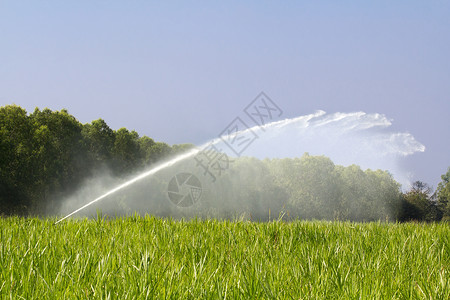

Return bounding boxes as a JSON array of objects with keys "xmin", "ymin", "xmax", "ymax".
[{"xmin": 0, "ymin": 216, "xmax": 448, "ymax": 299}]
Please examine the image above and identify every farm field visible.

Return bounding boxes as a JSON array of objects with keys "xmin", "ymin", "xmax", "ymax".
[{"xmin": 0, "ymin": 216, "xmax": 449, "ymax": 299}]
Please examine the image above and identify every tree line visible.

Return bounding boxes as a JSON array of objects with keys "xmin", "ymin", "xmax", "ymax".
[
  {"xmin": 0, "ymin": 105, "xmax": 192, "ymax": 215},
  {"xmin": 187, "ymin": 155, "xmax": 449, "ymax": 222},
  {"xmin": 1, "ymin": 105, "xmax": 449, "ymax": 221}
]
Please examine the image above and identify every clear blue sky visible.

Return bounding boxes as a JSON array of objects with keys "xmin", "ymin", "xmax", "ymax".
[{"xmin": 1, "ymin": 1, "xmax": 449, "ymax": 187}]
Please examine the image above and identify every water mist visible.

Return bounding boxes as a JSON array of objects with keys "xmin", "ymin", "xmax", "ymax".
[{"xmin": 55, "ymin": 110, "xmax": 424, "ymax": 223}]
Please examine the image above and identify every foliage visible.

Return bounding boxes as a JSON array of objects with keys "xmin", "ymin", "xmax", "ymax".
[
  {"xmin": 0, "ymin": 216, "xmax": 448, "ymax": 299},
  {"xmin": 264, "ymin": 155, "xmax": 401, "ymax": 221},
  {"xmin": 399, "ymin": 181, "xmax": 441, "ymax": 222},
  {"xmin": 0, "ymin": 105, "xmax": 35, "ymax": 214},
  {"xmin": 1, "ymin": 104, "xmax": 448, "ymax": 222},
  {"xmin": 437, "ymin": 167, "xmax": 450, "ymax": 220},
  {"xmin": 0, "ymin": 105, "xmax": 183, "ymax": 215},
  {"xmin": 81, "ymin": 118, "xmax": 115, "ymax": 163}
]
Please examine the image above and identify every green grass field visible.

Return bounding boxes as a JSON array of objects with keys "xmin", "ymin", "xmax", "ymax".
[{"xmin": 0, "ymin": 216, "xmax": 448, "ymax": 299}]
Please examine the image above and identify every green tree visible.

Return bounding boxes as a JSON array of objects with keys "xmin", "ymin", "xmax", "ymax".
[
  {"xmin": 228, "ymin": 157, "xmax": 287, "ymax": 220},
  {"xmin": 336, "ymin": 165, "xmax": 368, "ymax": 221},
  {"xmin": 0, "ymin": 105, "xmax": 195, "ymax": 215},
  {"xmin": 82, "ymin": 119, "xmax": 115, "ymax": 164},
  {"xmin": 400, "ymin": 181, "xmax": 436, "ymax": 222},
  {"xmin": 266, "ymin": 154, "xmax": 342, "ymax": 220},
  {"xmin": 436, "ymin": 167, "xmax": 450, "ymax": 221},
  {"xmin": 138, "ymin": 136, "xmax": 156, "ymax": 165},
  {"xmin": 30, "ymin": 108, "xmax": 86, "ymax": 213},
  {"xmin": 112, "ymin": 128, "xmax": 141, "ymax": 174},
  {"xmin": 146, "ymin": 142, "xmax": 172, "ymax": 164},
  {"xmin": 172, "ymin": 143, "xmax": 195, "ymax": 154},
  {"xmin": 0, "ymin": 105, "xmax": 35, "ymax": 214}
]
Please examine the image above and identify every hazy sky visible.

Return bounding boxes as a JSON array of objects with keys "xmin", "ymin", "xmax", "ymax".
[{"xmin": 1, "ymin": 1, "xmax": 449, "ymax": 187}]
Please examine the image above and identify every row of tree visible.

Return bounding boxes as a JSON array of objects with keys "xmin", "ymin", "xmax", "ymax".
[
  {"xmin": 0, "ymin": 105, "xmax": 192, "ymax": 215},
  {"xmin": 1, "ymin": 105, "xmax": 449, "ymax": 221},
  {"xmin": 196, "ymin": 155, "xmax": 450, "ymax": 222},
  {"xmin": 401, "ymin": 177, "xmax": 450, "ymax": 222}
]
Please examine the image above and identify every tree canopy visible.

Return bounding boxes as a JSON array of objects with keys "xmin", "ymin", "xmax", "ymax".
[
  {"xmin": 0, "ymin": 105, "xmax": 448, "ymax": 222},
  {"xmin": 436, "ymin": 167, "xmax": 450, "ymax": 220},
  {"xmin": 0, "ymin": 105, "xmax": 188, "ymax": 215}
]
